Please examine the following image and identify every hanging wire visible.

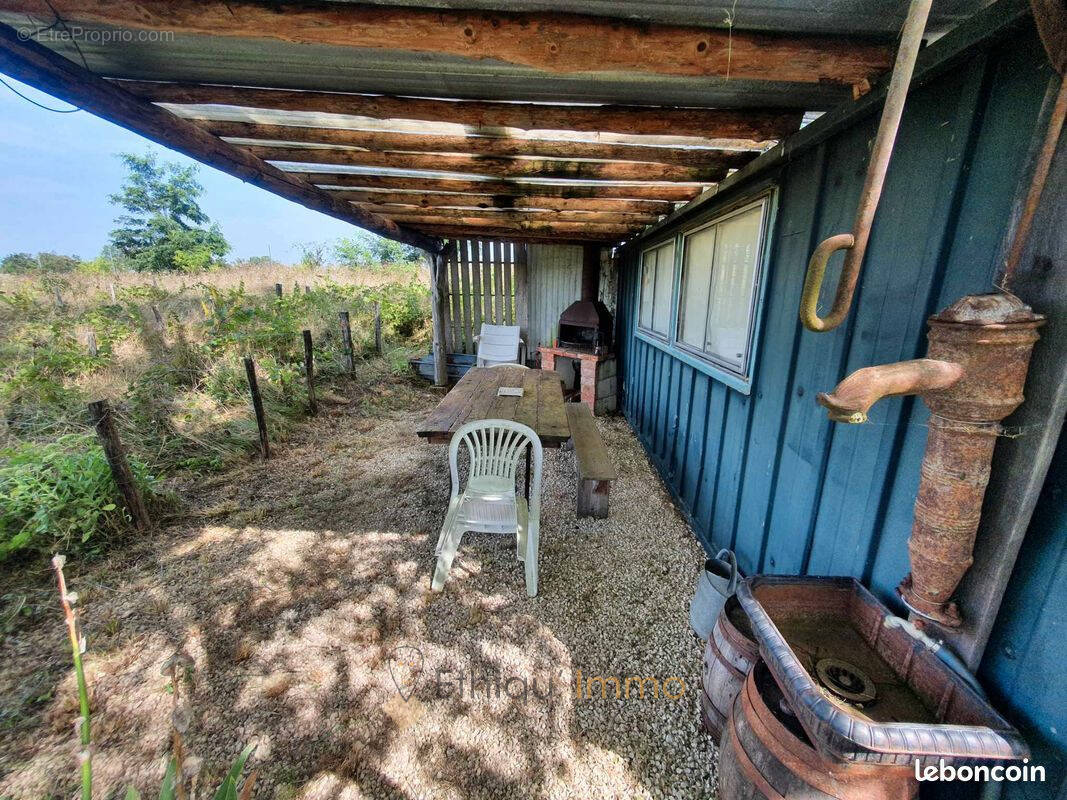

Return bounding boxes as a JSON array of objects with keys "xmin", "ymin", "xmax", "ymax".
[
  {"xmin": 42, "ymin": 0, "xmax": 91, "ymax": 72},
  {"xmin": 1, "ymin": 4, "xmax": 89, "ymax": 112},
  {"xmin": 0, "ymin": 75, "xmax": 80, "ymax": 112}
]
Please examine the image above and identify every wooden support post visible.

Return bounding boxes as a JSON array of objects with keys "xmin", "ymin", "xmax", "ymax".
[
  {"xmin": 87, "ymin": 400, "xmax": 150, "ymax": 530},
  {"xmin": 150, "ymin": 304, "xmax": 165, "ymax": 332},
  {"xmin": 53, "ymin": 286, "xmax": 64, "ymax": 308},
  {"xmin": 515, "ymin": 244, "xmax": 529, "ymax": 357},
  {"xmin": 108, "ymin": 282, "xmax": 116, "ymax": 303},
  {"xmin": 339, "ymin": 311, "xmax": 356, "ymax": 374},
  {"xmin": 243, "ymin": 357, "xmax": 270, "ymax": 459},
  {"xmin": 373, "ymin": 302, "xmax": 382, "ymax": 355},
  {"xmin": 274, "ymin": 282, "xmax": 283, "ymax": 298},
  {"xmin": 427, "ymin": 251, "xmax": 449, "ymax": 386},
  {"xmin": 86, "ymin": 331, "xmax": 98, "ymax": 357},
  {"xmin": 302, "ymin": 329, "xmax": 317, "ymax": 415}
]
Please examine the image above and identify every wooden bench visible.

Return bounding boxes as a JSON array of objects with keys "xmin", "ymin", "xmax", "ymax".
[{"xmin": 565, "ymin": 403, "xmax": 618, "ymax": 519}]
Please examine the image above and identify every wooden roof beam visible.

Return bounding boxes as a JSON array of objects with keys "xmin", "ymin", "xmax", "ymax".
[
  {"xmin": 247, "ymin": 145, "xmax": 733, "ymax": 182},
  {"xmin": 331, "ymin": 191, "xmax": 675, "ymax": 214},
  {"xmin": 119, "ymin": 82, "xmax": 802, "ymax": 141},
  {"xmin": 0, "ymin": 23, "xmax": 442, "ymax": 253},
  {"xmin": 11, "ymin": 0, "xmax": 892, "ymax": 84},
  {"xmin": 384, "ymin": 215, "xmax": 642, "ymax": 236},
  {"xmin": 201, "ymin": 120, "xmax": 764, "ymax": 167},
  {"xmin": 294, "ymin": 173, "xmax": 704, "ymax": 201},
  {"xmin": 359, "ymin": 206, "xmax": 659, "ymax": 225},
  {"xmin": 412, "ymin": 224, "xmax": 627, "ymax": 244}
]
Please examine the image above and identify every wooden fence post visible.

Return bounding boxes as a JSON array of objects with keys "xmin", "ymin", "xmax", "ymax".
[
  {"xmin": 373, "ymin": 302, "xmax": 382, "ymax": 355},
  {"xmin": 150, "ymin": 304, "xmax": 165, "ymax": 332},
  {"xmin": 86, "ymin": 331, "xmax": 98, "ymax": 357},
  {"xmin": 303, "ymin": 329, "xmax": 317, "ymax": 415},
  {"xmin": 243, "ymin": 357, "xmax": 270, "ymax": 459},
  {"xmin": 53, "ymin": 286, "xmax": 64, "ymax": 309},
  {"xmin": 108, "ymin": 282, "xmax": 117, "ymax": 304},
  {"xmin": 87, "ymin": 400, "xmax": 150, "ymax": 530},
  {"xmin": 426, "ymin": 250, "xmax": 449, "ymax": 386},
  {"xmin": 339, "ymin": 311, "xmax": 356, "ymax": 374}
]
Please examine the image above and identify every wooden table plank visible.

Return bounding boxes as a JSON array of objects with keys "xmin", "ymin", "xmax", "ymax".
[{"xmin": 416, "ymin": 366, "xmax": 570, "ymax": 446}]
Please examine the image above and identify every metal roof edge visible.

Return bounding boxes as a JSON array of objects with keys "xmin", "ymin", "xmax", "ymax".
[{"xmin": 620, "ymin": 0, "xmax": 1033, "ymax": 252}]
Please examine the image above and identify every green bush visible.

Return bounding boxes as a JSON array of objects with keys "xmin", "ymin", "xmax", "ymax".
[
  {"xmin": 1, "ymin": 252, "xmax": 38, "ymax": 274},
  {"xmin": 0, "ymin": 435, "xmax": 157, "ymax": 560}
]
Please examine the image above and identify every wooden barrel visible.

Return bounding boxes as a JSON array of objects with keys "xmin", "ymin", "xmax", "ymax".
[
  {"xmin": 701, "ymin": 594, "xmax": 759, "ymax": 739},
  {"xmin": 719, "ymin": 661, "xmax": 917, "ymax": 800}
]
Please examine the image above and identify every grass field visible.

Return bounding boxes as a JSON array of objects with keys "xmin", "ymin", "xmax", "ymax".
[{"xmin": 0, "ymin": 262, "xmax": 432, "ymax": 562}]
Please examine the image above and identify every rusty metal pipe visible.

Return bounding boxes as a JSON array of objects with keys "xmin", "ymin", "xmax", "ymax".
[
  {"xmin": 799, "ymin": 0, "xmax": 933, "ymax": 332},
  {"xmin": 816, "ymin": 359, "xmax": 964, "ymax": 423},
  {"xmin": 816, "ymin": 293, "xmax": 1044, "ymax": 627},
  {"xmin": 1001, "ymin": 75, "xmax": 1067, "ymax": 288}
]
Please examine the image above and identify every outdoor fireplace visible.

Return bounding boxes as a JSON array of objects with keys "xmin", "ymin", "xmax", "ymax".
[
  {"xmin": 538, "ymin": 245, "xmax": 617, "ymax": 415},
  {"xmin": 557, "ymin": 245, "xmax": 613, "ymax": 353}
]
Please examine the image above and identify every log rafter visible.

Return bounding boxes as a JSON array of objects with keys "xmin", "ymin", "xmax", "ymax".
[
  {"xmin": 120, "ymin": 81, "xmax": 803, "ymax": 141},
  {"xmin": 9, "ymin": 0, "xmax": 893, "ymax": 84},
  {"xmin": 358, "ymin": 206, "xmax": 659, "ymax": 225},
  {"xmin": 245, "ymin": 145, "xmax": 737, "ymax": 182},
  {"xmin": 295, "ymin": 172, "xmax": 705, "ymax": 201},
  {"xmin": 331, "ymin": 190, "xmax": 675, "ymax": 214},
  {"xmin": 200, "ymin": 120, "xmax": 762, "ymax": 166}
]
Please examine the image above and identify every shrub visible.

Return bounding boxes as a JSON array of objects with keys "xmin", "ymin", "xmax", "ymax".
[
  {"xmin": 37, "ymin": 252, "xmax": 81, "ymax": 273},
  {"xmin": 0, "ymin": 435, "xmax": 157, "ymax": 560},
  {"xmin": 1, "ymin": 252, "xmax": 38, "ymax": 274},
  {"xmin": 334, "ymin": 236, "xmax": 374, "ymax": 269}
]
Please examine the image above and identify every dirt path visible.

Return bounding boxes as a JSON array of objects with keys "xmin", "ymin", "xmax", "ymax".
[{"xmin": 0, "ymin": 374, "xmax": 716, "ymax": 800}]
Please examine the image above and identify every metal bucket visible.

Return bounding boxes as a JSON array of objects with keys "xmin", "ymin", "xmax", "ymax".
[{"xmin": 688, "ymin": 549, "xmax": 738, "ymax": 640}]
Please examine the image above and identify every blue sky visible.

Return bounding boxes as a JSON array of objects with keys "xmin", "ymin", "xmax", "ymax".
[{"xmin": 0, "ymin": 74, "xmax": 367, "ymax": 263}]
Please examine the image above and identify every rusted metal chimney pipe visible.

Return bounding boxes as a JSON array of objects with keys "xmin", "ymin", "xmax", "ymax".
[{"xmin": 817, "ymin": 293, "xmax": 1044, "ymax": 626}]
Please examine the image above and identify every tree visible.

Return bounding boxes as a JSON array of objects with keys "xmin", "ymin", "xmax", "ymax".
[
  {"xmin": 108, "ymin": 152, "xmax": 229, "ymax": 272},
  {"xmin": 333, "ymin": 236, "xmax": 373, "ymax": 268},
  {"xmin": 333, "ymin": 234, "xmax": 421, "ymax": 268},
  {"xmin": 1, "ymin": 252, "xmax": 37, "ymax": 273},
  {"xmin": 371, "ymin": 236, "xmax": 421, "ymax": 264},
  {"xmin": 37, "ymin": 252, "xmax": 81, "ymax": 272}
]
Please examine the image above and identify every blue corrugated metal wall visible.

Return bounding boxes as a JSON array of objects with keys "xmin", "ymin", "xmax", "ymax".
[
  {"xmin": 982, "ymin": 433, "xmax": 1067, "ymax": 798},
  {"xmin": 616, "ymin": 24, "xmax": 1063, "ymax": 796}
]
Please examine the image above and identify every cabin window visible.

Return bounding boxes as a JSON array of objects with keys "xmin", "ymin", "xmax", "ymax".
[
  {"xmin": 676, "ymin": 197, "xmax": 770, "ymax": 376},
  {"xmin": 638, "ymin": 240, "xmax": 675, "ymax": 337}
]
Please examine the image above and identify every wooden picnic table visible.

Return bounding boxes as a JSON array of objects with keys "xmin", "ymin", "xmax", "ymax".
[{"xmin": 416, "ymin": 365, "xmax": 571, "ymax": 446}]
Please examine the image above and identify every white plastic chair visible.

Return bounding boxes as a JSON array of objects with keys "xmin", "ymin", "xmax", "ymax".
[
  {"xmin": 431, "ymin": 419, "xmax": 543, "ymax": 596},
  {"xmin": 475, "ymin": 324, "xmax": 525, "ymax": 367}
]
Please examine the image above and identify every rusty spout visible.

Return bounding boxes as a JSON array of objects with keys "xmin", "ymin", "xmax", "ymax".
[
  {"xmin": 816, "ymin": 359, "xmax": 964, "ymax": 423},
  {"xmin": 817, "ymin": 292, "xmax": 1045, "ymax": 628}
]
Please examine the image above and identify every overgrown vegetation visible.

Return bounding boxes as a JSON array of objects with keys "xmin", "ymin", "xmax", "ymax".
[
  {"xmin": 0, "ymin": 264, "xmax": 430, "ymax": 561},
  {"xmin": 0, "ymin": 146, "xmax": 434, "ymax": 562}
]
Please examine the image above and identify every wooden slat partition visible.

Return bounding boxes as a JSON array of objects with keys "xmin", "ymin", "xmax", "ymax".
[{"xmin": 439, "ymin": 239, "xmax": 525, "ymax": 354}]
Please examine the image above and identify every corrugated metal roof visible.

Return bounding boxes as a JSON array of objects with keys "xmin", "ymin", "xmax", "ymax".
[{"xmin": 0, "ymin": 15, "xmax": 853, "ymax": 109}]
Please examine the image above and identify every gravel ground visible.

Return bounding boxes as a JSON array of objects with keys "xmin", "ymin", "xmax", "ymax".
[{"xmin": 0, "ymin": 376, "xmax": 717, "ymax": 800}]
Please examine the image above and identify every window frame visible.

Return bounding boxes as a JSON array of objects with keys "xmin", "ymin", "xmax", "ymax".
[
  {"xmin": 636, "ymin": 238, "xmax": 677, "ymax": 341},
  {"xmin": 633, "ymin": 188, "xmax": 777, "ymax": 395},
  {"xmin": 674, "ymin": 195, "xmax": 771, "ymax": 377}
]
